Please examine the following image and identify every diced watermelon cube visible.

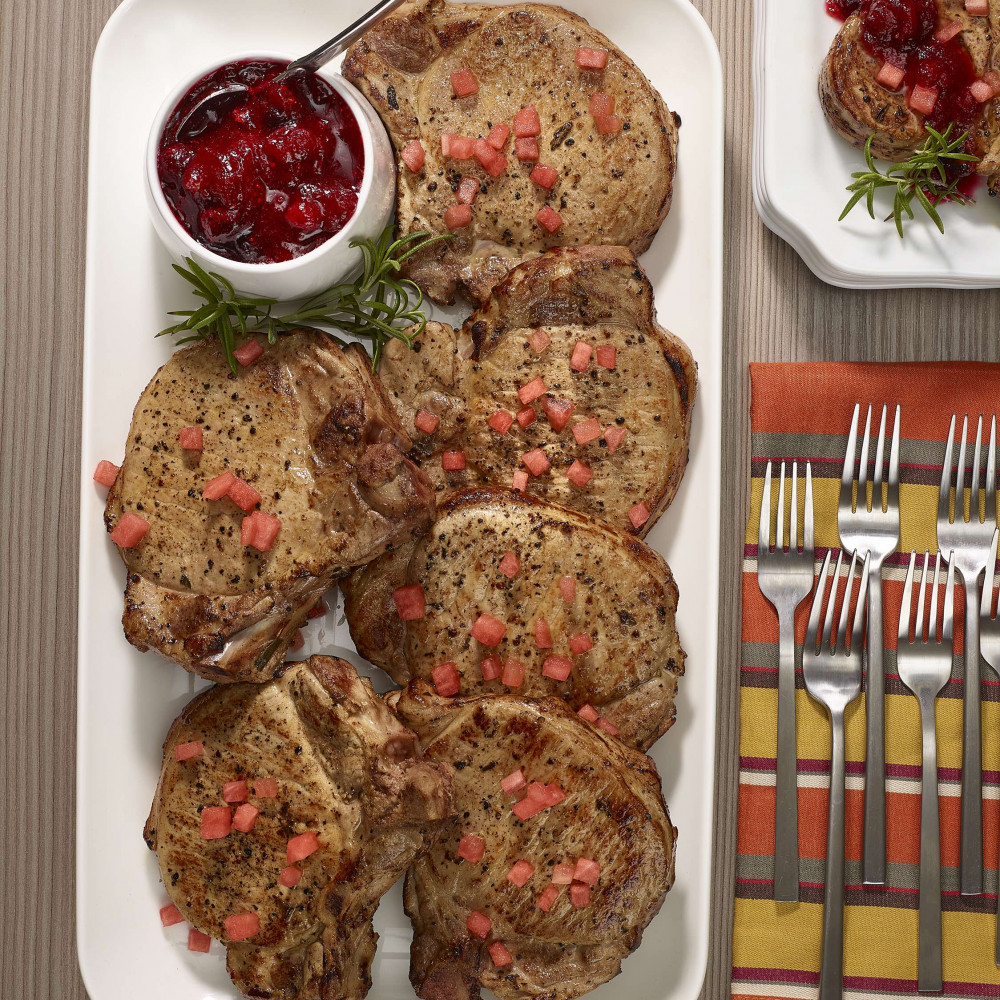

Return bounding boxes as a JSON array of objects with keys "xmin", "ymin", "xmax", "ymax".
[
  {"xmin": 572, "ymin": 419, "xmax": 603, "ymax": 445},
  {"xmin": 279, "ymin": 866, "xmax": 302, "ymax": 887},
  {"xmin": 501, "ymin": 768, "xmax": 527, "ymax": 795},
  {"xmin": 489, "ymin": 410, "xmax": 515, "ymax": 435},
  {"xmin": 200, "ymin": 806, "xmax": 232, "ymax": 840},
  {"xmin": 529, "ymin": 330, "xmax": 551, "ymax": 353},
  {"xmin": 480, "ymin": 655, "xmax": 502, "ymax": 680},
  {"xmin": 526, "ymin": 781, "xmax": 548, "ymax": 801},
  {"xmin": 110, "ymin": 512, "xmax": 150, "ymax": 548},
  {"xmin": 590, "ymin": 92, "xmax": 615, "ymax": 116},
  {"xmin": 628, "ymin": 502, "xmax": 651, "ymax": 529},
  {"xmin": 228, "ymin": 477, "xmax": 261, "ymax": 512},
  {"xmin": 552, "ymin": 863, "xmax": 575, "ymax": 884},
  {"xmin": 174, "ymin": 740, "xmax": 204, "ymax": 762},
  {"xmin": 522, "ymin": 449, "xmax": 551, "ymax": 477},
  {"xmin": 570, "ymin": 341, "xmax": 592, "ymax": 372},
  {"xmin": 451, "ymin": 67, "xmax": 480, "ymax": 97},
  {"xmin": 502, "ymin": 658, "xmax": 525, "ymax": 687},
  {"xmin": 287, "ymin": 831, "xmax": 320, "ymax": 864},
  {"xmin": 222, "ymin": 780, "xmax": 249, "ymax": 803},
  {"xmin": 160, "ymin": 903, "xmax": 184, "ymax": 926},
  {"xmin": 471, "ymin": 613, "xmax": 507, "ymax": 645},
  {"xmin": 515, "ymin": 137, "xmax": 540, "ymax": 162},
  {"xmin": 241, "ymin": 513, "xmax": 258, "ymax": 548},
  {"xmin": 203, "ymin": 471, "xmax": 236, "ymax": 500},
  {"xmin": 393, "ymin": 584, "xmax": 426, "ymax": 621},
  {"xmin": 474, "ymin": 138, "xmax": 500, "ymax": 172},
  {"xmin": 244, "ymin": 510, "xmax": 281, "ymax": 552},
  {"xmin": 534, "ymin": 618, "xmax": 553, "ymax": 649},
  {"xmin": 489, "ymin": 942, "xmax": 513, "ymax": 967},
  {"xmin": 576, "ymin": 48, "xmax": 609, "ymax": 70},
  {"xmin": 544, "ymin": 783, "xmax": 566, "ymax": 805},
  {"xmin": 577, "ymin": 704, "xmax": 600, "ymax": 723},
  {"xmin": 518, "ymin": 376, "xmax": 547, "ymax": 404},
  {"xmin": 225, "ymin": 911, "xmax": 260, "ymax": 942},
  {"xmin": 445, "ymin": 204, "xmax": 474, "ymax": 229},
  {"xmin": 483, "ymin": 152, "xmax": 508, "ymax": 178},
  {"xmin": 573, "ymin": 857, "xmax": 601, "ymax": 886},
  {"xmin": 234, "ymin": 339, "xmax": 264, "ymax": 367},
  {"xmin": 544, "ymin": 397, "xmax": 574, "ymax": 432},
  {"xmin": 569, "ymin": 884, "xmax": 591, "ymax": 908},
  {"xmin": 967, "ymin": 0, "xmax": 988, "ymax": 14},
  {"xmin": 934, "ymin": 20, "xmax": 964, "ymax": 42},
  {"xmin": 432, "ymin": 661, "xmax": 461, "ymax": 697},
  {"xmin": 972, "ymin": 79, "xmax": 995, "ymax": 103},
  {"xmin": 908, "ymin": 84, "xmax": 939, "ymax": 115},
  {"xmin": 875, "ymin": 61, "xmax": 905, "ymax": 90},
  {"xmin": 986, "ymin": 70, "xmax": 1000, "ymax": 93},
  {"xmin": 567, "ymin": 460, "xmax": 592, "ymax": 489},
  {"xmin": 93, "ymin": 460, "xmax": 120, "ymax": 487},
  {"xmin": 451, "ymin": 135, "xmax": 475, "ymax": 160},
  {"xmin": 458, "ymin": 834, "xmax": 486, "ymax": 863},
  {"xmin": 512, "ymin": 470, "xmax": 530, "ymax": 492},
  {"xmin": 513, "ymin": 105, "xmax": 541, "ymax": 137},
  {"xmin": 187, "ymin": 928, "xmax": 211, "ymax": 953},
  {"xmin": 467, "ymin": 910, "xmax": 492, "ymax": 939},
  {"xmin": 597, "ymin": 717, "xmax": 620, "ymax": 736},
  {"xmin": 415, "ymin": 409, "xmax": 441, "ymax": 434},
  {"xmin": 512, "ymin": 796, "xmax": 545, "ymax": 820},
  {"xmin": 499, "ymin": 550, "xmax": 521, "ymax": 578},
  {"xmin": 536, "ymin": 206, "xmax": 563, "ymax": 233},
  {"xmin": 542, "ymin": 655, "xmax": 573, "ymax": 681},
  {"xmin": 530, "ymin": 164, "xmax": 559, "ymax": 189},
  {"xmin": 457, "ymin": 175, "xmax": 481, "ymax": 205},
  {"xmin": 254, "ymin": 777, "xmax": 278, "ymax": 798},
  {"xmin": 443, "ymin": 449, "xmax": 467, "ymax": 471},
  {"xmin": 604, "ymin": 425, "xmax": 627, "ymax": 454},
  {"xmin": 179, "ymin": 426, "xmax": 203, "ymax": 450},
  {"xmin": 536, "ymin": 885, "xmax": 559, "ymax": 911},
  {"xmin": 507, "ymin": 860, "xmax": 535, "ymax": 887},
  {"xmin": 516, "ymin": 407, "xmax": 538, "ymax": 428},
  {"xmin": 487, "ymin": 123, "xmax": 511, "ymax": 150},
  {"xmin": 441, "ymin": 132, "xmax": 457, "ymax": 156},
  {"xmin": 569, "ymin": 633, "xmax": 594, "ymax": 654},
  {"xmin": 596, "ymin": 345, "xmax": 617, "ymax": 370},
  {"xmin": 594, "ymin": 113, "xmax": 622, "ymax": 135},
  {"xmin": 560, "ymin": 576, "xmax": 576, "ymax": 602},
  {"xmin": 401, "ymin": 139, "xmax": 426, "ymax": 172},
  {"xmin": 233, "ymin": 803, "xmax": 260, "ymax": 832}
]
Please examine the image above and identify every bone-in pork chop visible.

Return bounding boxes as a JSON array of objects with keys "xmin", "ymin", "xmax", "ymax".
[
  {"xmin": 105, "ymin": 332, "xmax": 434, "ymax": 683},
  {"xmin": 144, "ymin": 656, "xmax": 454, "ymax": 1000}
]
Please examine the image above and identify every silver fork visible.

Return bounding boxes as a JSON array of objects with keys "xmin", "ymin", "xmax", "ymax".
[
  {"xmin": 937, "ymin": 414, "xmax": 997, "ymax": 896},
  {"xmin": 897, "ymin": 550, "xmax": 955, "ymax": 995},
  {"xmin": 837, "ymin": 403, "xmax": 901, "ymax": 887},
  {"xmin": 757, "ymin": 460, "xmax": 815, "ymax": 902},
  {"xmin": 978, "ymin": 527, "xmax": 1000, "ymax": 964},
  {"xmin": 803, "ymin": 548, "xmax": 870, "ymax": 1000}
]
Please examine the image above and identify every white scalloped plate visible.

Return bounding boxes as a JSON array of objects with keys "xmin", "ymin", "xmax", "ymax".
[{"xmin": 78, "ymin": 2, "xmax": 723, "ymax": 998}]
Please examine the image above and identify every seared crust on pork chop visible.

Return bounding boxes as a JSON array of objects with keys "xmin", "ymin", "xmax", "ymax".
[
  {"xmin": 343, "ymin": 0, "xmax": 679, "ymax": 304},
  {"xmin": 390, "ymin": 685, "xmax": 676, "ymax": 1000},
  {"xmin": 341, "ymin": 486, "xmax": 686, "ymax": 751},
  {"xmin": 144, "ymin": 656, "xmax": 454, "ymax": 1000},
  {"xmin": 106, "ymin": 333, "xmax": 434, "ymax": 683},
  {"xmin": 376, "ymin": 246, "xmax": 697, "ymax": 536}
]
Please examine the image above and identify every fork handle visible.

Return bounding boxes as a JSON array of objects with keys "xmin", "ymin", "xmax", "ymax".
[
  {"xmin": 862, "ymin": 568, "xmax": 887, "ymax": 886},
  {"xmin": 774, "ymin": 608, "xmax": 799, "ymax": 902},
  {"xmin": 819, "ymin": 707, "xmax": 848, "ymax": 1000},
  {"xmin": 917, "ymin": 692, "xmax": 943, "ymax": 993},
  {"xmin": 960, "ymin": 573, "xmax": 984, "ymax": 896}
]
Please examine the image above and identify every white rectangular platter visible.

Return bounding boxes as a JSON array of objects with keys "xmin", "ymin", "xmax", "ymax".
[
  {"xmin": 77, "ymin": 2, "xmax": 723, "ymax": 999},
  {"xmin": 753, "ymin": 0, "xmax": 1000, "ymax": 288}
]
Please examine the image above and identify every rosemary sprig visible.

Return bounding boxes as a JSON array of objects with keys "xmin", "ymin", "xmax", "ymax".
[
  {"xmin": 158, "ymin": 227, "xmax": 452, "ymax": 373},
  {"xmin": 840, "ymin": 124, "xmax": 979, "ymax": 238}
]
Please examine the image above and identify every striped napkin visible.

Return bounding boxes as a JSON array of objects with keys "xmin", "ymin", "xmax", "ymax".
[{"xmin": 732, "ymin": 362, "xmax": 1000, "ymax": 1000}]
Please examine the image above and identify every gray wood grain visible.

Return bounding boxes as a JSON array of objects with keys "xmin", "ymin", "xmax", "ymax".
[{"xmin": 4, "ymin": 0, "xmax": 1000, "ymax": 997}]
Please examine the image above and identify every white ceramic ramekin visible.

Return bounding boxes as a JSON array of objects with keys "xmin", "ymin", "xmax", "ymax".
[{"xmin": 145, "ymin": 51, "xmax": 395, "ymax": 300}]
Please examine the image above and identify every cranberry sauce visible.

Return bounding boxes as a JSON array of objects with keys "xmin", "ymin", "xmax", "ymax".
[
  {"xmin": 158, "ymin": 60, "xmax": 365, "ymax": 265},
  {"xmin": 826, "ymin": 0, "xmax": 862, "ymax": 22}
]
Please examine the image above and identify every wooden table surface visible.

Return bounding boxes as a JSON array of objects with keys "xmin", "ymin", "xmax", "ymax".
[{"xmin": 5, "ymin": 0, "xmax": 1000, "ymax": 996}]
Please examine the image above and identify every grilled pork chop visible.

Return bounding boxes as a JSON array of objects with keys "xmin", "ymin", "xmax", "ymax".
[
  {"xmin": 375, "ymin": 246, "xmax": 696, "ymax": 536},
  {"xmin": 343, "ymin": 0, "xmax": 679, "ymax": 304},
  {"xmin": 390, "ymin": 685, "xmax": 677, "ymax": 1000},
  {"xmin": 342, "ymin": 486, "xmax": 685, "ymax": 751},
  {"xmin": 106, "ymin": 332, "xmax": 434, "ymax": 684},
  {"xmin": 144, "ymin": 656, "xmax": 454, "ymax": 1000},
  {"xmin": 820, "ymin": 1, "xmax": 1000, "ymax": 185}
]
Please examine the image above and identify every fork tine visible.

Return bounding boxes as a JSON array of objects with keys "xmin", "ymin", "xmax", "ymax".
[
  {"xmin": 943, "ymin": 553, "xmax": 956, "ymax": 644},
  {"xmin": 758, "ymin": 460, "xmax": 772, "ymax": 553},
  {"xmin": 777, "ymin": 462, "xmax": 787, "ymax": 551},
  {"xmin": 983, "ymin": 529, "xmax": 999, "ymax": 619},
  {"xmin": 899, "ymin": 551, "xmax": 917, "ymax": 647},
  {"xmin": 858, "ymin": 405, "xmax": 873, "ymax": 509},
  {"xmin": 987, "ymin": 416, "xmax": 997, "ymax": 526},
  {"xmin": 973, "ymin": 415, "xmax": 984, "ymax": 523},
  {"xmin": 873, "ymin": 404, "xmax": 888, "ymax": 508},
  {"xmin": 826, "ymin": 550, "xmax": 846, "ymax": 652},
  {"xmin": 837, "ymin": 550, "xmax": 859, "ymax": 652},
  {"xmin": 849, "ymin": 552, "xmax": 871, "ymax": 653},
  {"xmin": 956, "ymin": 415, "xmax": 969, "ymax": 522},
  {"xmin": 887, "ymin": 405, "xmax": 901, "ymax": 514},
  {"xmin": 841, "ymin": 404, "xmax": 860, "ymax": 513},
  {"xmin": 929, "ymin": 551, "xmax": 942, "ymax": 644},
  {"xmin": 938, "ymin": 415, "xmax": 956, "ymax": 527},
  {"xmin": 804, "ymin": 462, "xmax": 815, "ymax": 553},
  {"xmin": 806, "ymin": 550, "xmax": 833, "ymax": 651},
  {"xmin": 916, "ymin": 549, "xmax": 929, "ymax": 643},
  {"xmin": 790, "ymin": 462, "xmax": 799, "ymax": 552}
]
